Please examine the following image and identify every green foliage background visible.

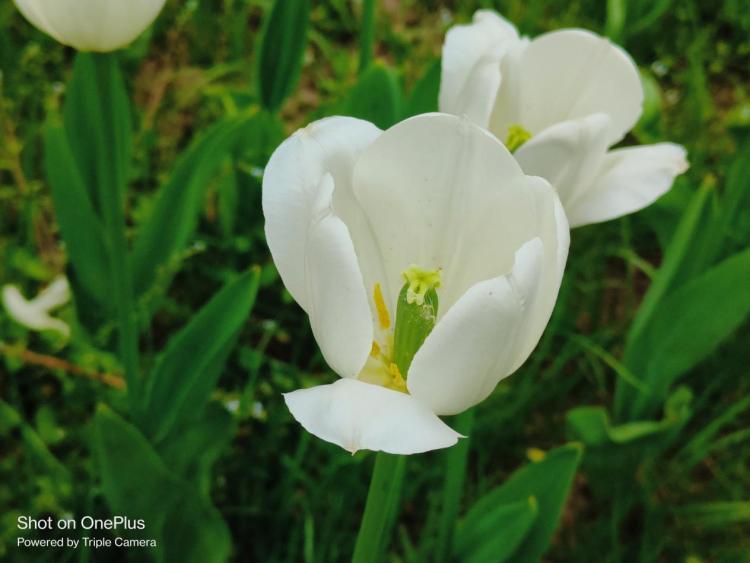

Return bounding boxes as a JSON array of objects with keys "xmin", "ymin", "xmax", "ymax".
[{"xmin": 1, "ymin": 0, "xmax": 750, "ymax": 561}]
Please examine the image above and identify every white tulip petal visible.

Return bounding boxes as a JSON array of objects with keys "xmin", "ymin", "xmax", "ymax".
[
  {"xmin": 514, "ymin": 113, "xmax": 611, "ymax": 210},
  {"xmin": 566, "ymin": 143, "xmax": 689, "ymax": 228},
  {"xmin": 439, "ymin": 10, "xmax": 520, "ymax": 127},
  {"xmin": 353, "ymin": 113, "xmax": 555, "ymax": 312},
  {"xmin": 284, "ymin": 378, "xmax": 461, "ymax": 454},
  {"xmin": 408, "ymin": 238, "xmax": 545, "ymax": 415},
  {"xmin": 14, "ymin": 0, "xmax": 166, "ymax": 52},
  {"xmin": 511, "ymin": 29, "xmax": 643, "ymax": 145},
  {"xmin": 2, "ymin": 284, "xmax": 70, "ymax": 337},
  {"xmin": 304, "ymin": 176, "xmax": 375, "ymax": 378},
  {"xmin": 263, "ymin": 117, "xmax": 382, "ymax": 378}
]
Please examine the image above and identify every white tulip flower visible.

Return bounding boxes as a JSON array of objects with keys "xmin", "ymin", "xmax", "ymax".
[
  {"xmin": 439, "ymin": 10, "xmax": 689, "ymax": 228},
  {"xmin": 263, "ymin": 113, "xmax": 569, "ymax": 455},
  {"xmin": 13, "ymin": 0, "xmax": 166, "ymax": 52},
  {"xmin": 2, "ymin": 275, "xmax": 71, "ymax": 337}
]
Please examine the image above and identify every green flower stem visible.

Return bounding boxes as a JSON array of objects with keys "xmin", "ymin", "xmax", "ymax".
[
  {"xmin": 352, "ymin": 452, "xmax": 407, "ymax": 563},
  {"xmin": 358, "ymin": 0, "xmax": 376, "ymax": 74},
  {"xmin": 353, "ymin": 272, "xmax": 440, "ymax": 562},
  {"xmin": 434, "ymin": 408, "xmax": 474, "ymax": 562},
  {"xmin": 88, "ymin": 53, "xmax": 140, "ymax": 412}
]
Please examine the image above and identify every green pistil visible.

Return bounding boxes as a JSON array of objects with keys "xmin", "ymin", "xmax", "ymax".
[{"xmin": 505, "ymin": 124, "xmax": 532, "ymax": 153}]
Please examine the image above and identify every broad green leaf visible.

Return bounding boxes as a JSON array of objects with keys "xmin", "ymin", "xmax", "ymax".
[
  {"xmin": 157, "ymin": 403, "xmax": 236, "ymax": 496},
  {"xmin": 358, "ymin": 0, "xmax": 376, "ymax": 73},
  {"xmin": 631, "ymin": 247, "xmax": 750, "ymax": 417},
  {"xmin": 617, "ymin": 183, "xmax": 713, "ymax": 420},
  {"xmin": 403, "ymin": 59, "xmax": 441, "ymax": 118},
  {"xmin": 257, "ymin": 0, "xmax": 311, "ymax": 112},
  {"xmin": 141, "ymin": 267, "xmax": 260, "ymax": 441},
  {"xmin": 722, "ymin": 135, "xmax": 750, "ymax": 247},
  {"xmin": 345, "ymin": 64, "xmax": 402, "ymax": 130},
  {"xmin": 93, "ymin": 405, "xmax": 230, "ymax": 563},
  {"xmin": 63, "ymin": 52, "xmax": 132, "ymax": 215},
  {"xmin": 454, "ymin": 497, "xmax": 537, "ymax": 563},
  {"xmin": 460, "ymin": 443, "xmax": 583, "ymax": 563},
  {"xmin": 44, "ymin": 124, "xmax": 111, "ymax": 323},
  {"xmin": 132, "ymin": 114, "xmax": 254, "ymax": 301}
]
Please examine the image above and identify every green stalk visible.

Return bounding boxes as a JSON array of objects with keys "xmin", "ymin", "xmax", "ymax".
[
  {"xmin": 352, "ymin": 271, "xmax": 440, "ymax": 562},
  {"xmin": 352, "ymin": 453, "xmax": 407, "ymax": 563},
  {"xmin": 358, "ymin": 0, "xmax": 376, "ymax": 74},
  {"xmin": 434, "ymin": 408, "xmax": 474, "ymax": 562},
  {"xmin": 87, "ymin": 53, "xmax": 140, "ymax": 412}
]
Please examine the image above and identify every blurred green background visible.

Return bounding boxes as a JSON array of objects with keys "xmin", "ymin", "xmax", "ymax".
[{"xmin": 1, "ymin": 0, "xmax": 750, "ymax": 561}]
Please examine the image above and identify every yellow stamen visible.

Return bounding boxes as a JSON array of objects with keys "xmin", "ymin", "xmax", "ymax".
[
  {"xmin": 505, "ymin": 124, "xmax": 532, "ymax": 153},
  {"xmin": 387, "ymin": 363, "xmax": 407, "ymax": 393},
  {"xmin": 370, "ymin": 341, "xmax": 381, "ymax": 357},
  {"xmin": 373, "ymin": 283, "xmax": 391, "ymax": 329}
]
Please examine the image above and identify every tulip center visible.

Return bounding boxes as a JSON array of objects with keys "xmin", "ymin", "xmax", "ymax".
[
  {"xmin": 505, "ymin": 124, "xmax": 532, "ymax": 153},
  {"xmin": 359, "ymin": 267, "xmax": 442, "ymax": 393}
]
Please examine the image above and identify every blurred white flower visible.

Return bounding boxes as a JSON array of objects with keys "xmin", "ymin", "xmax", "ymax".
[
  {"xmin": 13, "ymin": 0, "xmax": 166, "ymax": 52},
  {"xmin": 2, "ymin": 276, "xmax": 71, "ymax": 337},
  {"xmin": 439, "ymin": 10, "xmax": 689, "ymax": 228},
  {"xmin": 263, "ymin": 113, "xmax": 569, "ymax": 455}
]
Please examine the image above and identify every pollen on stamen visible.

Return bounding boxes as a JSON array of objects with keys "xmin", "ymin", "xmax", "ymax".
[{"xmin": 373, "ymin": 283, "xmax": 391, "ymax": 329}]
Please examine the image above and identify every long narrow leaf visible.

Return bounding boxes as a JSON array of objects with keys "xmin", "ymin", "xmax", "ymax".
[
  {"xmin": 131, "ymin": 114, "xmax": 253, "ymax": 301},
  {"xmin": 141, "ymin": 267, "xmax": 260, "ymax": 441},
  {"xmin": 257, "ymin": 0, "xmax": 311, "ymax": 112}
]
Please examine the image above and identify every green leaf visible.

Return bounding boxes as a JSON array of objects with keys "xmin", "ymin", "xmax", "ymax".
[
  {"xmin": 44, "ymin": 124, "xmax": 111, "ymax": 323},
  {"xmin": 141, "ymin": 268, "xmax": 261, "ymax": 442},
  {"xmin": 157, "ymin": 403, "xmax": 236, "ymax": 495},
  {"xmin": 631, "ymin": 247, "xmax": 750, "ymax": 417},
  {"xmin": 257, "ymin": 0, "xmax": 311, "ymax": 112},
  {"xmin": 345, "ymin": 64, "xmax": 402, "ymax": 130},
  {"xmin": 403, "ymin": 59, "xmax": 441, "ymax": 118},
  {"xmin": 567, "ymin": 388, "xmax": 692, "ymax": 447},
  {"xmin": 218, "ymin": 158, "xmax": 239, "ymax": 238},
  {"xmin": 93, "ymin": 405, "xmax": 230, "ymax": 563},
  {"xmin": 459, "ymin": 443, "xmax": 583, "ymax": 563},
  {"xmin": 676, "ymin": 502, "xmax": 750, "ymax": 528},
  {"xmin": 131, "ymin": 114, "xmax": 253, "ymax": 301},
  {"xmin": 454, "ymin": 497, "xmax": 537, "ymax": 563},
  {"xmin": 617, "ymin": 183, "xmax": 713, "ymax": 420}
]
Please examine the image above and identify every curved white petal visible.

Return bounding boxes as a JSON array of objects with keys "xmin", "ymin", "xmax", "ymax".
[
  {"xmin": 409, "ymin": 223, "xmax": 566, "ymax": 415},
  {"xmin": 499, "ymin": 29, "xmax": 642, "ymax": 145},
  {"xmin": 284, "ymin": 378, "xmax": 461, "ymax": 454},
  {"xmin": 14, "ymin": 0, "xmax": 166, "ymax": 52},
  {"xmin": 353, "ymin": 113, "xmax": 556, "ymax": 312},
  {"xmin": 263, "ymin": 117, "xmax": 382, "ymax": 378},
  {"xmin": 439, "ymin": 10, "xmax": 521, "ymax": 127},
  {"xmin": 514, "ymin": 113, "xmax": 611, "ymax": 209},
  {"xmin": 2, "ymin": 284, "xmax": 70, "ymax": 337},
  {"xmin": 304, "ymin": 176, "xmax": 376, "ymax": 377},
  {"xmin": 31, "ymin": 275, "xmax": 70, "ymax": 311},
  {"xmin": 566, "ymin": 143, "xmax": 689, "ymax": 228}
]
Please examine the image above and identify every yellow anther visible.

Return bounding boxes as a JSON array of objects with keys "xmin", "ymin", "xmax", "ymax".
[
  {"xmin": 387, "ymin": 363, "xmax": 407, "ymax": 393},
  {"xmin": 403, "ymin": 265, "xmax": 442, "ymax": 305},
  {"xmin": 505, "ymin": 124, "xmax": 532, "ymax": 153},
  {"xmin": 373, "ymin": 283, "xmax": 391, "ymax": 329},
  {"xmin": 370, "ymin": 341, "xmax": 381, "ymax": 357},
  {"xmin": 526, "ymin": 447, "xmax": 546, "ymax": 462}
]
